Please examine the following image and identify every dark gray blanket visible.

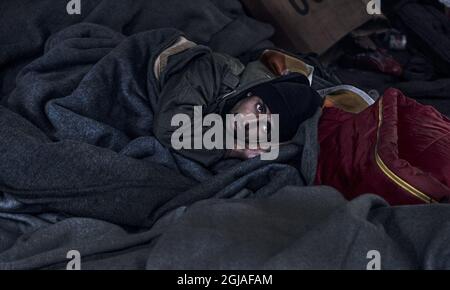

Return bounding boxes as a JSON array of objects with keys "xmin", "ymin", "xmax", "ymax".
[
  {"xmin": 0, "ymin": 0, "xmax": 274, "ymax": 96},
  {"xmin": 1, "ymin": 186, "xmax": 449, "ymax": 270},
  {"xmin": 0, "ymin": 0, "xmax": 308, "ymax": 269},
  {"xmin": 0, "ymin": 0, "xmax": 449, "ymax": 270},
  {"xmin": 0, "ymin": 0, "xmax": 291, "ymax": 227}
]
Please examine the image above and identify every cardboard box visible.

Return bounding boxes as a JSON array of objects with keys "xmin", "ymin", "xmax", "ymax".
[{"xmin": 241, "ymin": 0, "xmax": 373, "ymax": 54}]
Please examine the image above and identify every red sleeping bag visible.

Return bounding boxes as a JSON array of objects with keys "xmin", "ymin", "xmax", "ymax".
[{"xmin": 316, "ymin": 88, "xmax": 450, "ymax": 205}]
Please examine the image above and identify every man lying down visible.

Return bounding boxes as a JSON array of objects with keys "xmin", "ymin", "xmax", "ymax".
[{"xmin": 154, "ymin": 35, "xmax": 450, "ymax": 206}]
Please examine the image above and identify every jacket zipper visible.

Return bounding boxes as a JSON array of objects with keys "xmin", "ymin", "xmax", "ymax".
[{"xmin": 375, "ymin": 97, "xmax": 437, "ymax": 204}]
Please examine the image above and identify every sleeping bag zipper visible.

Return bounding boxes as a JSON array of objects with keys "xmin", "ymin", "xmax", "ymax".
[{"xmin": 375, "ymin": 97, "xmax": 438, "ymax": 204}]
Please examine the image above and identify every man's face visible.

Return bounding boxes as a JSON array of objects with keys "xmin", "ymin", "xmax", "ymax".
[{"xmin": 229, "ymin": 95, "xmax": 273, "ymax": 144}]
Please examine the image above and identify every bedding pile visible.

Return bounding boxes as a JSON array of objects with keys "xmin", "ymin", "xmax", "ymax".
[{"xmin": 0, "ymin": 0, "xmax": 449, "ymax": 270}]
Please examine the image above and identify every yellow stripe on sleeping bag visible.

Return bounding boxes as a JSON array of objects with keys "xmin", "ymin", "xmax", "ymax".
[{"xmin": 374, "ymin": 97, "xmax": 437, "ymax": 204}]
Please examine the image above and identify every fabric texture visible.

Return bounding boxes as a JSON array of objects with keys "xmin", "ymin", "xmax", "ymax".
[
  {"xmin": 386, "ymin": 1, "xmax": 450, "ymax": 75},
  {"xmin": 0, "ymin": 0, "xmax": 275, "ymax": 97},
  {"xmin": 0, "ymin": 0, "xmax": 450, "ymax": 270},
  {"xmin": 2, "ymin": 185, "xmax": 450, "ymax": 270},
  {"xmin": 145, "ymin": 186, "xmax": 450, "ymax": 270},
  {"xmin": 316, "ymin": 88, "xmax": 450, "ymax": 205},
  {"xmin": 0, "ymin": 1, "xmax": 327, "ymax": 269}
]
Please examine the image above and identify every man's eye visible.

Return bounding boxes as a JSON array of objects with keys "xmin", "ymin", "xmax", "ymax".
[{"xmin": 256, "ymin": 103, "xmax": 266, "ymax": 114}]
